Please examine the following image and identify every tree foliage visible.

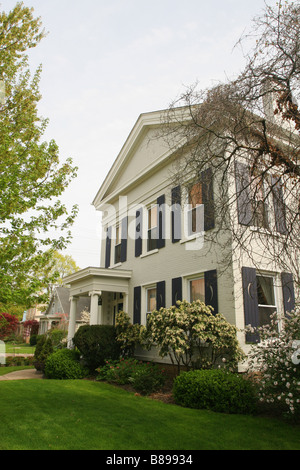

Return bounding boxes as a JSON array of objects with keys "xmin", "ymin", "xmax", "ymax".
[
  {"xmin": 0, "ymin": 312, "xmax": 19, "ymax": 339},
  {"xmin": 0, "ymin": 3, "xmax": 78, "ymax": 306}
]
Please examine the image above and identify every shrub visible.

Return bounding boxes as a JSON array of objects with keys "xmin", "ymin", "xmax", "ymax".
[
  {"xmin": 44, "ymin": 349, "xmax": 88, "ymax": 380},
  {"xmin": 47, "ymin": 328, "xmax": 67, "ymax": 348},
  {"xmin": 73, "ymin": 325, "xmax": 121, "ymax": 372},
  {"xmin": 130, "ymin": 364, "xmax": 166, "ymax": 395},
  {"xmin": 96, "ymin": 358, "xmax": 166, "ymax": 395},
  {"xmin": 33, "ymin": 336, "xmax": 53, "ymax": 372},
  {"xmin": 173, "ymin": 369, "xmax": 257, "ymax": 414},
  {"xmin": 115, "ymin": 311, "xmax": 145, "ymax": 357}
]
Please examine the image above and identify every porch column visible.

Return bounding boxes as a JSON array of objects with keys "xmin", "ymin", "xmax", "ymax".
[
  {"xmin": 67, "ymin": 296, "xmax": 77, "ymax": 348},
  {"xmin": 89, "ymin": 291, "xmax": 102, "ymax": 325}
]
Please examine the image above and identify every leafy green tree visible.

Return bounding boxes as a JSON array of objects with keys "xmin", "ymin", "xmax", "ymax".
[{"xmin": 0, "ymin": 3, "xmax": 78, "ymax": 307}]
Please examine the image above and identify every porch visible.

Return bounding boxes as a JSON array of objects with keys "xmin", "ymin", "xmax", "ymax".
[{"xmin": 63, "ymin": 267, "xmax": 132, "ymax": 346}]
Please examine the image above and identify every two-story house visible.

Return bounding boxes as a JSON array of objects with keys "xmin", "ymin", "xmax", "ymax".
[{"xmin": 64, "ymin": 107, "xmax": 297, "ymax": 364}]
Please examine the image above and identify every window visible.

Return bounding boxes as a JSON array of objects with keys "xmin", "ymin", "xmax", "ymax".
[
  {"xmin": 146, "ymin": 287, "xmax": 157, "ymax": 315},
  {"xmin": 188, "ymin": 182, "xmax": 204, "ymax": 235},
  {"xmin": 251, "ymin": 174, "xmax": 269, "ymax": 229},
  {"xmin": 114, "ymin": 225, "xmax": 121, "ymax": 264},
  {"xmin": 189, "ymin": 278, "xmax": 205, "ymax": 302},
  {"xmin": 147, "ymin": 204, "xmax": 158, "ymax": 251},
  {"xmin": 256, "ymin": 275, "xmax": 277, "ymax": 326}
]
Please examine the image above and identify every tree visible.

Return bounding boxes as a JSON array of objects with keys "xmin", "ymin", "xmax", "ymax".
[
  {"xmin": 40, "ymin": 250, "xmax": 80, "ymax": 295},
  {"xmin": 161, "ymin": 1, "xmax": 300, "ymax": 285},
  {"xmin": 0, "ymin": 3, "xmax": 78, "ymax": 307},
  {"xmin": 0, "ymin": 312, "xmax": 19, "ymax": 339}
]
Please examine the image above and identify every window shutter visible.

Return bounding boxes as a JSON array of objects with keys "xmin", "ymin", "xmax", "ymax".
[
  {"xmin": 201, "ymin": 168, "xmax": 215, "ymax": 231},
  {"xmin": 204, "ymin": 270, "xmax": 218, "ymax": 314},
  {"xmin": 271, "ymin": 176, "xmax": 287, "ymax": 234},
  {"xmin": 235, "ymin": 162, "xmax": 253, "ymax": 226},
  {"xmin": 156, "ymin": 281, "xmax": 166, "ymax": 310},
  {"xmin": 171, "ymin": 186, "xmax": 181, "ymax": 243},
  {"xmin": 135, "ymin": 209, "xmax": 143, "ymax": 257},
  {"xmin": 133, "ymin": 286, "xmax": 141, "ymax": 324},
  {"xmin": 157, "ymin": 195, "xmax": 165, "ymax": 249},
  {"xmin": 242, "ymin": 267, "xmax": 260, "ymax": 343},
  {"xmin": 105, "ymin": 226, "xmax": 112, "ymax": 268},
  {"xmin": 281, "ymin": 272, "xmax": 295, "ymax": 317},
  {"xmin": 172, "ymin": 277, "xmax": 182, "ymax": 306},
  {"xmin": 120, "ymin": 216, "xmax": 128, "ymax": 263}
]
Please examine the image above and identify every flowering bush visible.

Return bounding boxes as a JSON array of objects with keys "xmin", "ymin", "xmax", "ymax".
[
  {"xmin": 145, "ymin": 300, "xmax": 245, "ymax": 373},
  {"xmin": 246, "ymin": 308, "xmax": 300, "ymax": 421}
]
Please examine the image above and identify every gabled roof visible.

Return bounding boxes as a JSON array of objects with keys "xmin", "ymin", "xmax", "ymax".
[{"xmin": 92, "ymin": 107, "xmax": 191, "ymax": 211}]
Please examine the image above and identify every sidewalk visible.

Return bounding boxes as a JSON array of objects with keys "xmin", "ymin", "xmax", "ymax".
[{"xmin": 0, "ymin": 369, "xmax": 44, "ymax": 381}]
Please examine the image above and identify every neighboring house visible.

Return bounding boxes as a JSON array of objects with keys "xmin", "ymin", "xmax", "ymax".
[
  {"xmin": 64, "ymin": 107, "xmax": 298, "ymax": 365},
  {"xmin": 39, "ymin": 286, "xmax": 90, "ymax": 335}
]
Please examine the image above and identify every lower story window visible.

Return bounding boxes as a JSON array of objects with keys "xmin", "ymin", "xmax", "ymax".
[
  {"xmin": 147, "ymin": 287, "xmax": 157, "ymax": 315},
  {"xmin": 256, "ymin": 275, "xmax": 277, "ymax": 326},
  {"xmin": 189, "ymin": 278, "xmax": 205, "ymax": 302}
]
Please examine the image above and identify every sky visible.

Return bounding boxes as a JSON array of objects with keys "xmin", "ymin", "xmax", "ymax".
[{"xmin": 2, "ymin": 0, "xmax": 279, "ymax": 269}]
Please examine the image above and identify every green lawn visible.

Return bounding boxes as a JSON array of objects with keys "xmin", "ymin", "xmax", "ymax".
[
  {"xmin": 4, "ymin": 343, "xmax": 35, "ymax": 355},
  {"xmin": 0, "ymin": 378, "xmax": 299, "ymax": 450}
]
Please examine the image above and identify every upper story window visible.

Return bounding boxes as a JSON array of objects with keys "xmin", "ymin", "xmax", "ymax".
[
  {"xmin": 147, "ymin": 204, "xmax": 158, "ymax": 251},
  {"xmin": 251, "ymin": 174, "xmax": 269, "ymax": 229},
  {"xmin": 188, "ymin": 181, "xmax": 203, "ymax": 235},
  {"xmin": 114, "ymin": 225, "xmax": 121, "ymax": 264}
]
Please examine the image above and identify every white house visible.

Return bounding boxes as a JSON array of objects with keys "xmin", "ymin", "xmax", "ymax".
[{"xmin": 64, "ymin": 107, "xmax": 297, "ymax": 363}]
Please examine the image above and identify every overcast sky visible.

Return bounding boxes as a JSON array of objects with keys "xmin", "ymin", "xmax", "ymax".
[{"xmin": 2, "ymin": 0, "xmax": 278, "ymax": 268}]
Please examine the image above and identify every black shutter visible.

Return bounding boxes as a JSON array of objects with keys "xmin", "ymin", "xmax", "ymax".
[
  {"xmin": 172, "ymin": 277, "xmax": 182, "ymax": 306},
  {"xmin": 135, "ymin": 208, "xmax": 143, "ymax": 257},
  {"xmin": 156, "ymin": 281, "xmax": 166, "ymax": 310},
  {"xmin": 105, "ymin": 226, "xmax": 112, "ymax": 268},
  {"xmin": 133, "ymin": 286, "xmax": 141, "ymax": 324},
  {"xmin": 120, "ymin": 216, "xmax": 128, "ymax": 263},
  {"xmin": 271, "ymin": 176, "xmax": 287, "ymax": 234},
  {"xmin": 204, "ymin": 270, "xmax": 218, "ymax": 314},
  {"xmin": 242, "ymin": 267, "xmax": 260, "ymax": 343},
  {"xmin": 157, "ymin": 195, "xmax": 165, "ymax": 249},
  {"xmin": 202, "ymin": 168, "xmax": 215, "ymax": 231},
  {"xmin": 235, "ymin": 162, "xmax": 253, "ymax": 226},
  {"xmin": 281, "ymin": 272, "xmax": 295, "ymax": 317},
  {"xmin": 171, "ymin": 186, "xmax": 181, "ymax": 243}
]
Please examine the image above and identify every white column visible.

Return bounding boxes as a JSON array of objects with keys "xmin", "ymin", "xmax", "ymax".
[
  {"xmin": 89, "ymin": 291, "xmax": 101, "ymax": 325},
  {"xmin": 67, "ymin": 296, "xmax": 77, "ymax": 348}
]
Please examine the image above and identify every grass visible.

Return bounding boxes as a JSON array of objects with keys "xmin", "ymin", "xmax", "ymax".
[
  {"xmin": 0, "ymin": 378, "xmax": 299, "ymax": 450},
  {"xmin": 4, "ymin": 342, "xmax": 35, "ymax": 355}
]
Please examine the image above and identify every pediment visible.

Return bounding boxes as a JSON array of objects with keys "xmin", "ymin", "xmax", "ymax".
[{"xmin": 93, "ymin": 108, "xmax": 189, "ymax": 210}]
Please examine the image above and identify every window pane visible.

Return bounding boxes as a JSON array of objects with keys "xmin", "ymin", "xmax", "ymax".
[
  {"xmin": 190, "ymin": 278, "xmax": 205, "ymax": 302},
  {"xmin": 257, "ymin": 276, "xmax": 275, "ymax": 305},
  {"xmin": 147, "ymin": 288, "xmax": 157, "ymax": 312},
  {"xmin": 148, "ymin": 205, "xmax": 157, "ymax": 229},
  {"xmin": 258, "ymin": 306, "xmax": 276, "ymax": 327},
  {"xmin": 116, "ymin": 225, "xmax": 121, "ymax": 244},
  {"xmin": 189, "ymin": 182, "xmax": 202, "ymax": 208}
]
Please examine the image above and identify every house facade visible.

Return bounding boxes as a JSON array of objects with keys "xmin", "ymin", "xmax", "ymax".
[
  {"xmin": 65, "ymin": 108, "xmax": 297, "ymax": 365},
  {"xmin": 39, "ymin": 286, "xmax": 90, "ymax": 335}
]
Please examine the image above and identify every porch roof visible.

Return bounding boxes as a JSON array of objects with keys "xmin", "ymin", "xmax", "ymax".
[{"xmin": 63, "ymin": 266, "xmax": 132, "ymax": 298}]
